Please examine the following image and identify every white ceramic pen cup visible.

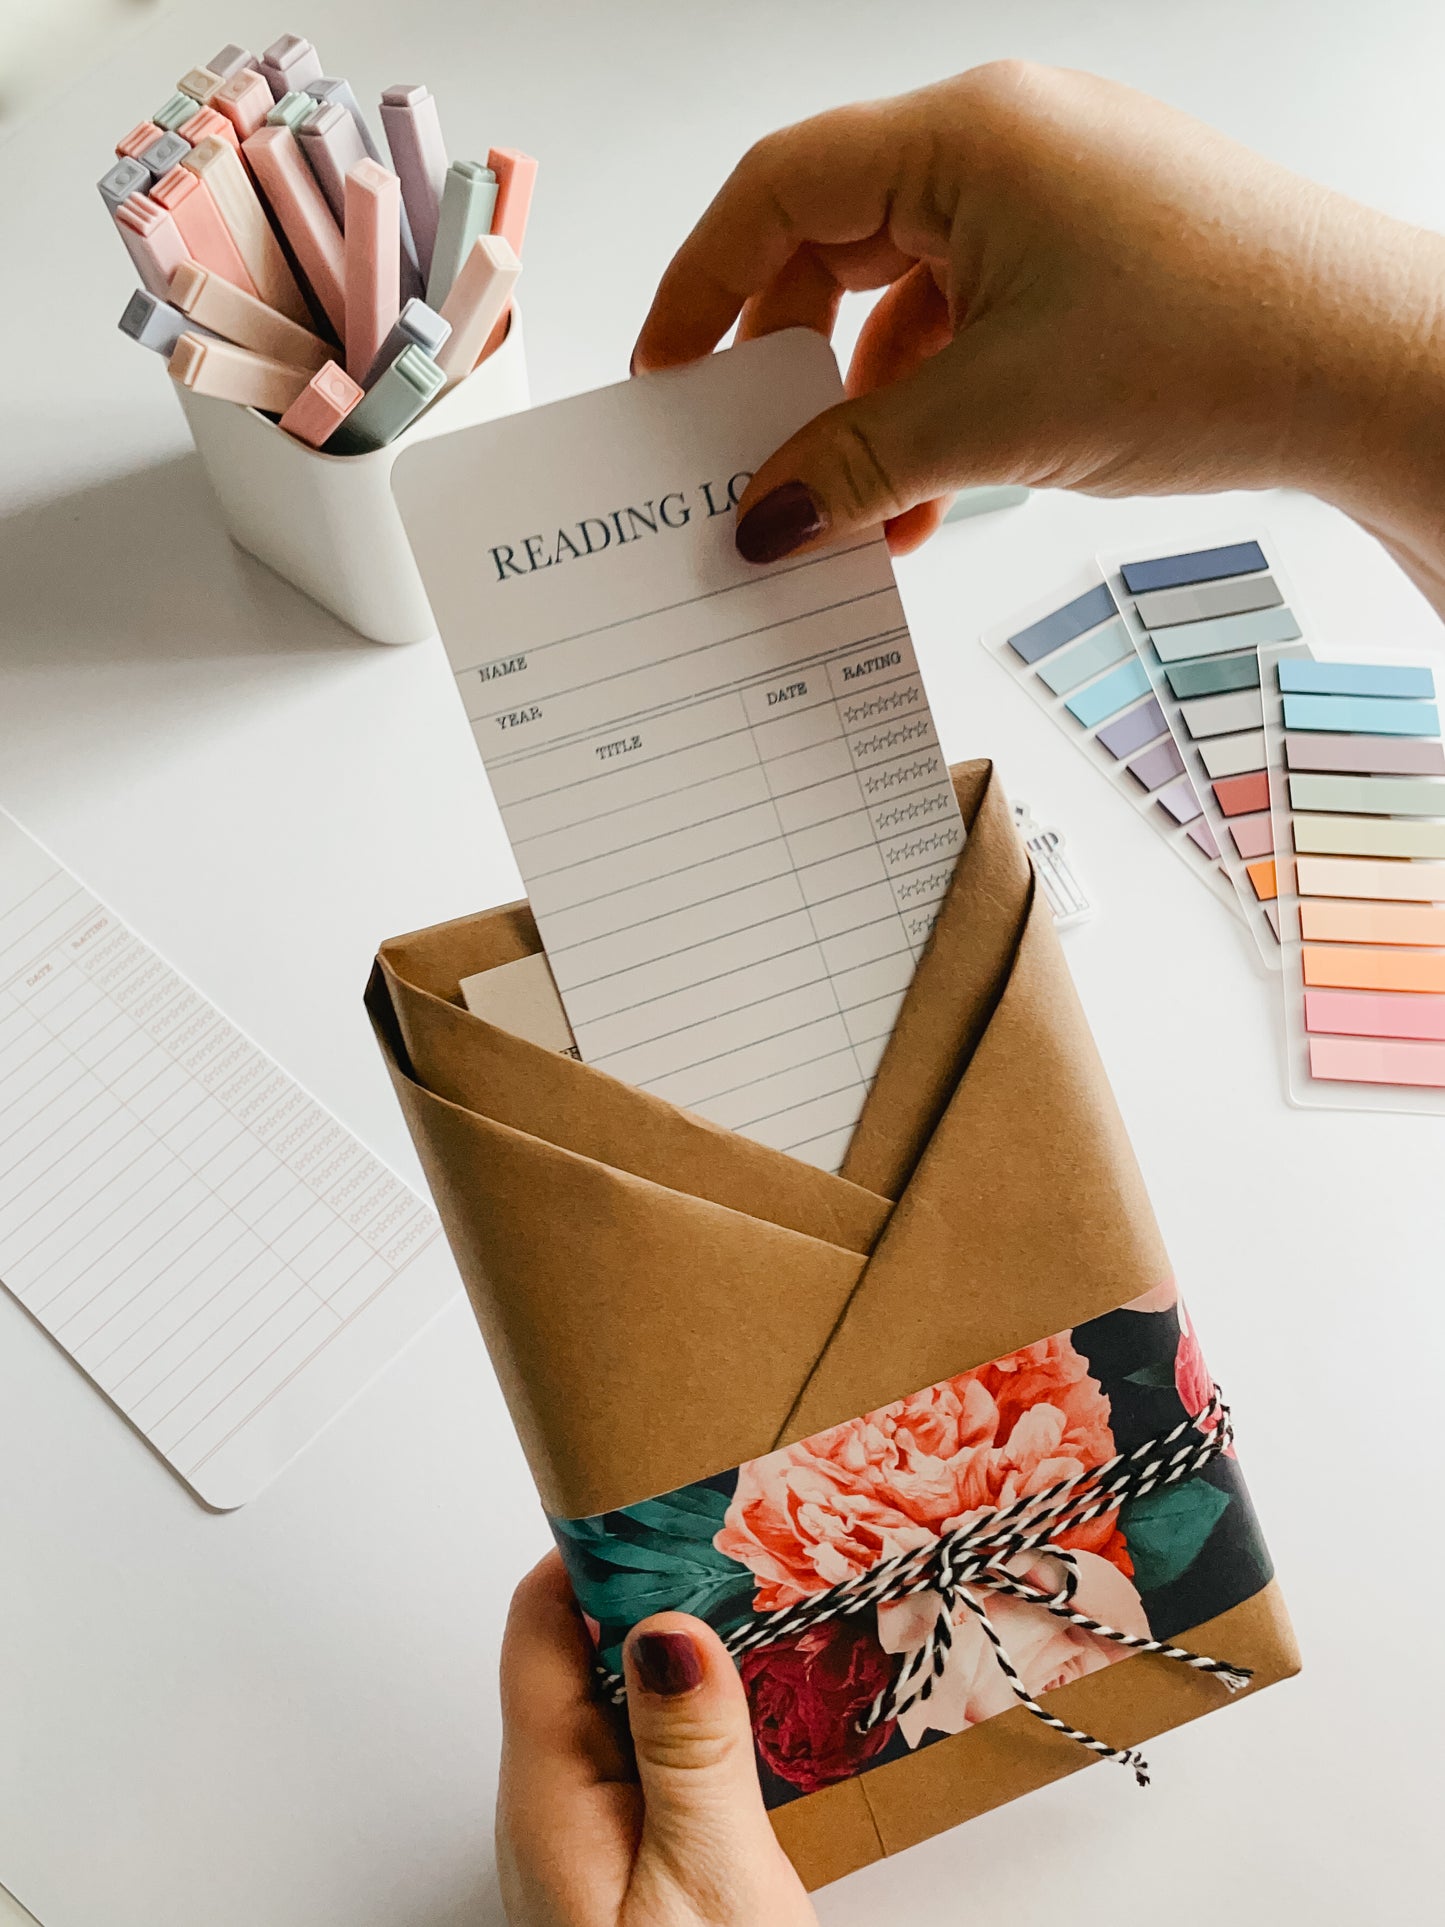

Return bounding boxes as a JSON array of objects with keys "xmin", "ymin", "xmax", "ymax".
[{"xmin": 175, "ymin": 309, "xmax": 529, "ymax": 645}]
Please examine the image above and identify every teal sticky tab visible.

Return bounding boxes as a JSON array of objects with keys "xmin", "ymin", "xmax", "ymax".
[
  {"xmin": 326, "ymin": 346, "xmax": 443, "ymax": 455},
  {"xmin": 1288, "ymin": 772, "xmax": 1445, "ymax": 816},
  {"xmin": 1276, "ymin": 659, "xmax": 1435, "ymax": 699},
  {"xmin": 153, "ymin": 92, "xmax": 198, "ymax": 131},
  {"xmin": 427, "ymin": 160, "xmax": 502, "ymax": 309},
  {"xmin": 1165, "ymin": 652, "xmax": 1260, "ymax": 700},
  {"xmin": 1036, "ymin": 617, "xmax": 1132, "ymax": 696},
  {"xmin": 1281, "ymin": 693, "xmax": 1440, "ymax": 737},
  {"xmin": 1149, "ymin": 603, "xmax": 1301, "ymax": 664},
  {"xmin": 1065, "ymin": 656, "xmax": 1151, "ymax": 729}
]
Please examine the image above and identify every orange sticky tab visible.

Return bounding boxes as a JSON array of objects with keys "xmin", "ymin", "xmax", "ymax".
[
  {"xmin": 1211, "ymin": 770, "xmax": 1270, "ymax": 817},
  {"xmin": 1246, "ymin": 858, "xmax": 1277, "ymax": 902},
  {"xmin": 1299, "ymin": 899, "xmax": 1445, "ymax": 947},
  {"xmin": 1302, "ymin": 944, "xmax": 1445, "ymax": 994}
]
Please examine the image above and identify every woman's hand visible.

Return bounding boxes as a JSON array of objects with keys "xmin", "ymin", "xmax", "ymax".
[
  {"xmin": 632, "ymin": 63, "xmax": 1445, "ymax": 601},
  {"xmin": 496, "ymin": 1553, "xmax": 818, "ymax": 1927}
]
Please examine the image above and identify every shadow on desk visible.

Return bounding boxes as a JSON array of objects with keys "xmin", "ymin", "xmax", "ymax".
[{"xmin": 0, "ymin": 452, "xmax": 369, "ymax": 669}]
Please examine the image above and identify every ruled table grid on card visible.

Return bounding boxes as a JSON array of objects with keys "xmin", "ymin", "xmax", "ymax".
[
  {"xmin": 0, "ymin": 813, "xmax": 453, "ymax": 1503},
  {"xmin": 463, "ymin": 540, "xmax": 964, "ymax": 1173}
]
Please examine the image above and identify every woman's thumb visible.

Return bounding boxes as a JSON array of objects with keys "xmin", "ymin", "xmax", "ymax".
[
  {"xmin": 734, "ymin": 335, "xmax": 989, "ymax": 563},
  {"xmin": 623, "ymin": 1615, "xmax": 778, "ymax": 1885}
]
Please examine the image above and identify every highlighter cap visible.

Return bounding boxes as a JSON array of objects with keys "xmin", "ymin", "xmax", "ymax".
[
  {"xmin": 154, "ymin": 92, "xmax": 199, "ymax": 131},
  {"xmin": 99, "ymin": 157, "xmax": 150, "ymax": 209},
  {"xmin": 267, "ymin": 91, "xmax": 315, "ymax": 131},
  {"xmin": 209, "ymin": 45, "xmax": 257, "ymax": 79},
  {"xmin": 140, "ymin": 130, "xmax": 191, "ymax": 177}
]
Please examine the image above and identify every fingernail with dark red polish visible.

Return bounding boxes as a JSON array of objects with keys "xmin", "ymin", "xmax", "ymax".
[
  {"xmin": 735, "ymin": 481, "xmax": 827, "ymax": 564},
  {"xmin": 632, "ymin": 1630, "xmax": 704, "ymax": 1697}
]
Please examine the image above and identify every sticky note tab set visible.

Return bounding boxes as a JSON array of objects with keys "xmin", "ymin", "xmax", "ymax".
[
  {"xmin": 1106, "ymin": 537, "xmax": 1304, "ymax": 964},
  {"xmin": 1262, "ymin": 643, "xmax": 1445, "ymax": 1111},
  {"xmin": 984, "ymin": 573, "xmax": 1239, "ymax": 916}
]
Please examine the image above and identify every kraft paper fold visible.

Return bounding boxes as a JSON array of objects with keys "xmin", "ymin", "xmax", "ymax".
[{"xmin": 366, "ymin": 758, "xmax": 1297, "ymax": 1887}]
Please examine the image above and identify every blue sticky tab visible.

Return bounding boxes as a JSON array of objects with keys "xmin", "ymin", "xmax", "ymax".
[
  {"xmin": 1281, "ymin": 693, "xmax": 1441, "ymax": 737},
  {"xmin": 1277, "ymin": 660, "xmax": 1435, "ymax": 700},
  {"xmin": 1120, "ymin": 541, "xmax": 1268, "ymax": 595},
  {"xmin": 1066, "ymin": 657, "xmax": 1152, "ymax": 729},
  {"xmin": 1036, "ymin": 617, "xmax": 1132, "ymax": 696},
  {"xmin": 1007, "ymin": 581, "xmax": 1116, "ymax": 664},
  {"xmin": 1149, "ymin": 603, "xmax": 1301, "ymax": 664}
]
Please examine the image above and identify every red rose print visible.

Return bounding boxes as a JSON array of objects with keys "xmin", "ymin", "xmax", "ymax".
[{"xmin": 741, "ymin": 1618, "xmax": 898, "ymax": 1793}]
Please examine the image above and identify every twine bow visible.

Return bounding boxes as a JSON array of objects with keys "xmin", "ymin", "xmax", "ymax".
[{"xmin": 598, "ymin": 1392, "xmax": 1252, "ymax": 1787}]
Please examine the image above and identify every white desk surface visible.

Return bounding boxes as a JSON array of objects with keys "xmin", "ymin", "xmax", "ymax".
[{"xmin": 3, "ymin": 4, "xmax": 1444, "ymax": 1923}]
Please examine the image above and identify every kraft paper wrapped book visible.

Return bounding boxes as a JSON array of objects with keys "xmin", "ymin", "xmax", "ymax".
[{"xmin": 366, "ymin": 760, "xmax": 1298, "ymax": 1888}]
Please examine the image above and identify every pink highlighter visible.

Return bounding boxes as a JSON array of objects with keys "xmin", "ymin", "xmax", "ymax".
[
  {"xmin": 242, "ymin": 124, "xmax": 347, "ymax": 338},
  {"xmin": 344, "ymin": 161, "xmax": 401, "ymax": 382},
  {"xmin": 481, "ymin": 147, "xmax": 535, "ymax": 359},
  {"xmin": 112, "ymin": 193, "xmax": 192, "ymax": 301},
  {"xmin": 150, "ymin": 166, "xmax": 258, "ymax": 296},
  {"xmin": 213, "ymin": 69, "xmax": 274, "ymax": 143},
  {"xmin": 176, "ymin": 104, "xmax": 242, "ymax": 156},
  {"xmin": 278, "ymin": 361, "xmax": 364, "ymax": 447},
  {"xmin": 116, "ymin": 121, "xmax": 165, "ymax": 162}
]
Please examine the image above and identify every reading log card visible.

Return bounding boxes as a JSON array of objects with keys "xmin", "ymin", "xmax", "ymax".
[{"xmin": 394, "ymin": 332, "xmax": 965, "ymax": 1174}]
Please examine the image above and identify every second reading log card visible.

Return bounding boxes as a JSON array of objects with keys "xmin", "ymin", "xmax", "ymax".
[{"xmin": 394, "ymin": 331, "xmax": 965, "ymax": 1174}]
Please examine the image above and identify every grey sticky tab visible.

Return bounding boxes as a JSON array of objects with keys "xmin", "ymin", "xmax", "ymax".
[
  {"xmin": 1179, "ymin": 687, "xmax": 1264, "ymax": 741},
  {"xmin": 1006, "ymin": 581, "xmax": 1117, "ymax": 664},
  {"xmin": 1134, "ymin": 571, "xmax": 1282, "ymax": 630},
  {"xmin": 118, "ymin": 291, "xmax": 191, "ymax": 355},
  {"xmin": 140, "ymin": 130, "xmax": 191, "ymax": 178},
  {"xmin": 99, "ymin": 157, "xmax": 150, "ymax": 208}
]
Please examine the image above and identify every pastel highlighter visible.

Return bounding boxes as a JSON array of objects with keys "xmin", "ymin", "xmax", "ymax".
[
  {"xmin": 1109, "ymin": 537, "xmax": 1303, "ymax": 961},
  {"xmin": 112, "ymin": 192, "xmax": 192, "ymax": 301},
  {"xmin": 169, "ymin": 332, "xmax": 310, "ymax": 414},
  {"xmin": 150, "ymin": 165, "xmax": 258, "ymax": 295},
  {"xmin": 344, "ymin": 160, "xmax": 401, "ymax": 382},
  {"xmin": 985, "ymin": 577, "xmax": 1237, "ymax": 916},
  {"xmin": 168, "ymin": 260, "xmax": 330, "ymax": 372},
  {"xmin": 1263, "ymin": 646, "xmax": 1445, "ymax": 1103},
  {"xmin": 177, "ymin": 104, "xmax": 242, "ymax": 156},
  {"xmin": 242, "ymin": 124, "xmax": 347, "ymax": 336},
  {"xmin": 435, "ymin": 235, "xmax": 520, "ymax": 387},
  {"xmin": 213, "ymin": 69, "xmax": 274, "ymax": 143},
  {"xmin": 180, "ymin": 137, "xmax": 311, "ymax": 328},
  {"xmin": 278, "ymin": 361, "xmax": 364, "ymax": 448}
]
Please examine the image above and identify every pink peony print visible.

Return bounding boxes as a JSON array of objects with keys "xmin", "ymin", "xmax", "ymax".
[
  {"xmin": 716, "ymin": 1331, "xmax": 1132, "ymax": 1613},
  {"xmin": 875, "ymin": 1549, "xmax": 1151, "ymax": 1747},
  {"xmin": 1175, "ymin": 1299, "xmax": 1234, "ymax": 1455}
]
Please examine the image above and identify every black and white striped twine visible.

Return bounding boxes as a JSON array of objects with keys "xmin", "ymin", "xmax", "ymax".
[{"xmin": 597, "ymin": 1390, "xmax": 1252, "ymax": 1786}]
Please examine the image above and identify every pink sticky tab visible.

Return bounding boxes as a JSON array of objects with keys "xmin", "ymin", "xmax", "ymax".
[
  {"xmin": 1304, "ymin": 988, "xmax": 1445, "ymax": 1043},
  {"xmin": 1308, "ymin": 1032, "xmax": 1445, "ymax": 1088}
]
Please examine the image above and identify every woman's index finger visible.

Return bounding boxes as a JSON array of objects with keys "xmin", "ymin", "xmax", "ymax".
[{"xmin": 632, "ymin": 102, "xmax": 909, "ymax": 370}]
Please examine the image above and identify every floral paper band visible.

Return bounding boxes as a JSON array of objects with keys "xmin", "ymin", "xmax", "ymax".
[{"xmin": 551, "ymin": 1282, "xmax": 1273, "ymax": 1806}]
